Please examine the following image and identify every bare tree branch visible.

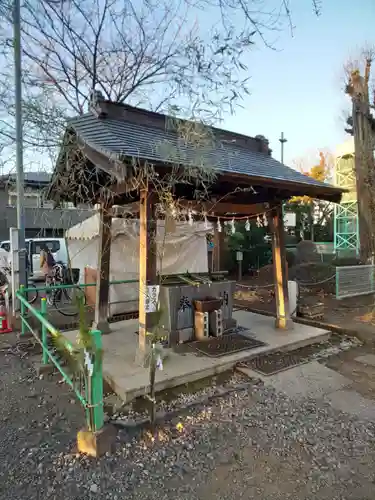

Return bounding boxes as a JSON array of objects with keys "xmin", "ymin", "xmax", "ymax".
[{"xmin": 0, "ymin": 0, "xmax": 321, "ymax": 166}]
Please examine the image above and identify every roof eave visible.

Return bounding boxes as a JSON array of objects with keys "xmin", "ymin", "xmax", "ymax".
[{"xmin": 222, "ymin": 171, "xmax": 344, "ymax": 203}]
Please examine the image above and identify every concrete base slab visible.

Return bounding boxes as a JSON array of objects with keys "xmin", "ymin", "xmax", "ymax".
[
  {"xmin": 262, "ymin": 362, "xmax": 352, "ymax": 400},
  {"xmin": 354, "ymin": 354, "xmax": 375, "ymax": 367},
  {"xmin": 325, "ymin": 389, "xmax": 375, "ymax": 420},
  {"xmin": 77, "ymin": 425, "xmax": 117, "ymax": 457},
  {"xmin": 63, "ymin": 311, "xmax": 331, "ymax": 403}
]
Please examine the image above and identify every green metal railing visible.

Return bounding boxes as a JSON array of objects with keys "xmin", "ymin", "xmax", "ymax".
[
  {"xmin": 20, "ymin": 279, "xmax": 138, "ymax": 294},
  {"xmin": 17, "ymin": 288, "xmax": 101, "ymax": 425},
  {"xmin": 19, "ymin": 279, "xmax": 139, "ymax": 334},
  {"xmin": 16, "ymin": 279, "xmax": 137, "ymax": 432}
]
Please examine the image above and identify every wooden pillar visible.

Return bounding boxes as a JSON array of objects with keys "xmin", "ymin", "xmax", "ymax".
[
  {"xmin": 213, "ymin": 227, "xmax": 224, "ymax": 271},
  {"xmin": 138, "ymin": 188, "xmax": 157, "ymax": 353},
  {"xmin": 92, "ymin": 204, "xmax": 112, "ymax": 334},
  {"xmin": 269, "ymin": 205, "xmax": 292, "ymax": 329}
]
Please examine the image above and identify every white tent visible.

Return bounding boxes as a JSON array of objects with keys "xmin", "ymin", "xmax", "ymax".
[{"xmin": 66, "ymin": 214, "xmax": 211, "ymax": 315}]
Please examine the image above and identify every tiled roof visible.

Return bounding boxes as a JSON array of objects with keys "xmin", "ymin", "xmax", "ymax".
[
  {"xmin": 65, "ymin": 112, "xmax": 341, "ymax": 196},
  {"xmin": 1, "ymin": 171, "xmax": 51, "ymax": 184},
  {"xmin": 24, "ymin": 172, "xmax": 51, "ymax": 184}
]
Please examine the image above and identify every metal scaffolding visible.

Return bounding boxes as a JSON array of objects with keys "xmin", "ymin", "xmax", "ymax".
[{"xmin": 334, "ymin": 152, "xmax": 359, "ymax": 255}]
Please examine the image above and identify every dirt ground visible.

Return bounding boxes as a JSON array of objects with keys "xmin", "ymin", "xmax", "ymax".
[{"xmin": 235, "ymin": 273, "xmax": 375, "ymax": 342}]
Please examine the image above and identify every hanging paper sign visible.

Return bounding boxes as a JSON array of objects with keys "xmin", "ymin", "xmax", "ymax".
[
  {"xmin": 165, "ymin": 215, "xmax": 176, "ymax": 233},
  {"xmin": 156, "ymin": 355, "xmax": 163, "ymax": 371},
  {"xmin": 188, "ymin": 210, "xmax": 193, "ymax": 225},
  {"xmin": 84, "ymin": 349, "xmax": 94, "ymax": 378},
  {"xmin": 284, "ymin": 212, "xmax": 296, "ymax": 227},
  {"xmin": 146, "ymin": 285, "xmax": 160, "ymax": 313}
]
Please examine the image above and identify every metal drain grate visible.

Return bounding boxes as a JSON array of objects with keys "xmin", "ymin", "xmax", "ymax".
[
  {"xmin": 241, "ymin": 341, "xmax": 336, "ymax": 376},
  {"xmin": 190, "ymin": 333, "xmax": 266, "ymax": 358}
]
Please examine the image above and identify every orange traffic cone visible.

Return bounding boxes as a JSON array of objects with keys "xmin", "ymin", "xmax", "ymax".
[{"xmin": 0, "ymin": 301, "xmax": 11, "ymax": 334}]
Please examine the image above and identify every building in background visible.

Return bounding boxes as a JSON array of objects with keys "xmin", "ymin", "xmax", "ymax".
[{"xmin": 0, "ymin": 172, "xmax": 93, "ymax": 241}]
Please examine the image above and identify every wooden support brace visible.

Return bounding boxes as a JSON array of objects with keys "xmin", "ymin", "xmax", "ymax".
[
  {"xmin": 138, "ymin": 188, "xmax": 157, "ymax": 353},
  {"xmin": 269, "ymin": 205, "xmax": 292, "ymax": 330},
  {"xmin": 92, "ymin": 204, "xmax": 112, "ymax": 334}
]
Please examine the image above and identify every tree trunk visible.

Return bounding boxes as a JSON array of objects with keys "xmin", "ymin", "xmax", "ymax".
[
  {"xmin": 351, "ymin": 96, "xmax": 375, "ymax": 262},
  {"xmin": 347, "ymin": 66, "xmax": 375, "ymax": 263}
]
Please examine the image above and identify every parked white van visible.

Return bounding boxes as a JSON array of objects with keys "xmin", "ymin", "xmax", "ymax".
[{"xmin": 0, "ymin": 238, "xmax": 68, "ymax": 281}]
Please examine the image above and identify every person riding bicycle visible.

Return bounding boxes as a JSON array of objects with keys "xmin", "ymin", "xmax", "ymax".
[{"xmin": 40, "ymin": 244, "xmax": 56, "ymax": 283}]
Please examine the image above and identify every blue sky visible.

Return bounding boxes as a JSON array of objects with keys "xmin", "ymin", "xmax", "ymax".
[
  {"xmin": 222, "ymin": 0, "xmax": 375, "ymax": 167},
  {"xmin": 4, "ymin": 0, "xmax": 374, "ymax": 175}
]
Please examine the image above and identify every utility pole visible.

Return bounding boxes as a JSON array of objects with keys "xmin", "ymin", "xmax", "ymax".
[
  {"xmin": 12, "ymin": 0, "xmax": 66, "ymax": 291},
  {"xmin": 279, "ymin": 132, "xmax": 287, "ymax": 231},
  {"xmin": 13, "ymin": 0, "xmax": 27, "ymax": 288},
  {"xmin": 279, "ymin": 132, "xmax": 287, "ymax": 165}
]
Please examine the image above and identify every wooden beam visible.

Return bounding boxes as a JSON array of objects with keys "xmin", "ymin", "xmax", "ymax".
[
  {"xmin": 82, "ymin": 143, "xmax": 127, "ymax": 182},
  {"xmin": 178, "ymin": 201, "xmax": 268, "ymax": 216},
  {"xmin": 213, "ymin": 226, "xmax": 224, "ymax": 271},
  {"xmin": 111, "ymin": 200, "xmax": 268, "ymax": 217},
  {"xmin": 138, "ymin": 187, "xmax": 157, "ymax": 354},
  {"xmin": 269, "ymin": 205, "xmax": 292, "ymax": 330},
  {"xmin": 219, "ymin": 171, "xmax": 344, "ymax": 203},
  {"xmin": 92, "ymin": 204, "xmax": 112, "ymax": 334}
]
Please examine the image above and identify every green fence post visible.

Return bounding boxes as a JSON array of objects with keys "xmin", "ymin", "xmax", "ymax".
[
  {"xmin": 40, "ymin": 298, "xmax": 48, "ymax": 365},
  {"xmin": 19, "ymin": 284, "xmax": 26, "ymax": 336},
  {"xmin": 90, "ymin": 329, "xmax": 104, "ymax": 432}
]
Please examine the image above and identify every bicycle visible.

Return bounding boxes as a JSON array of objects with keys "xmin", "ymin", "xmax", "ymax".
[
  {"xmin": 44, "ymin": 263, "xmax": 86, "ymax": 317},
  {"xmin": 0, "ymin": 267, "xmax": 38, "ymax": 305}
]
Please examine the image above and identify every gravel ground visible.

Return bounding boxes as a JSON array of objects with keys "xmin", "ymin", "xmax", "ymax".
[{"xmin": 1, "ymin": 347, "xmax": 375, "ymax": 499}]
